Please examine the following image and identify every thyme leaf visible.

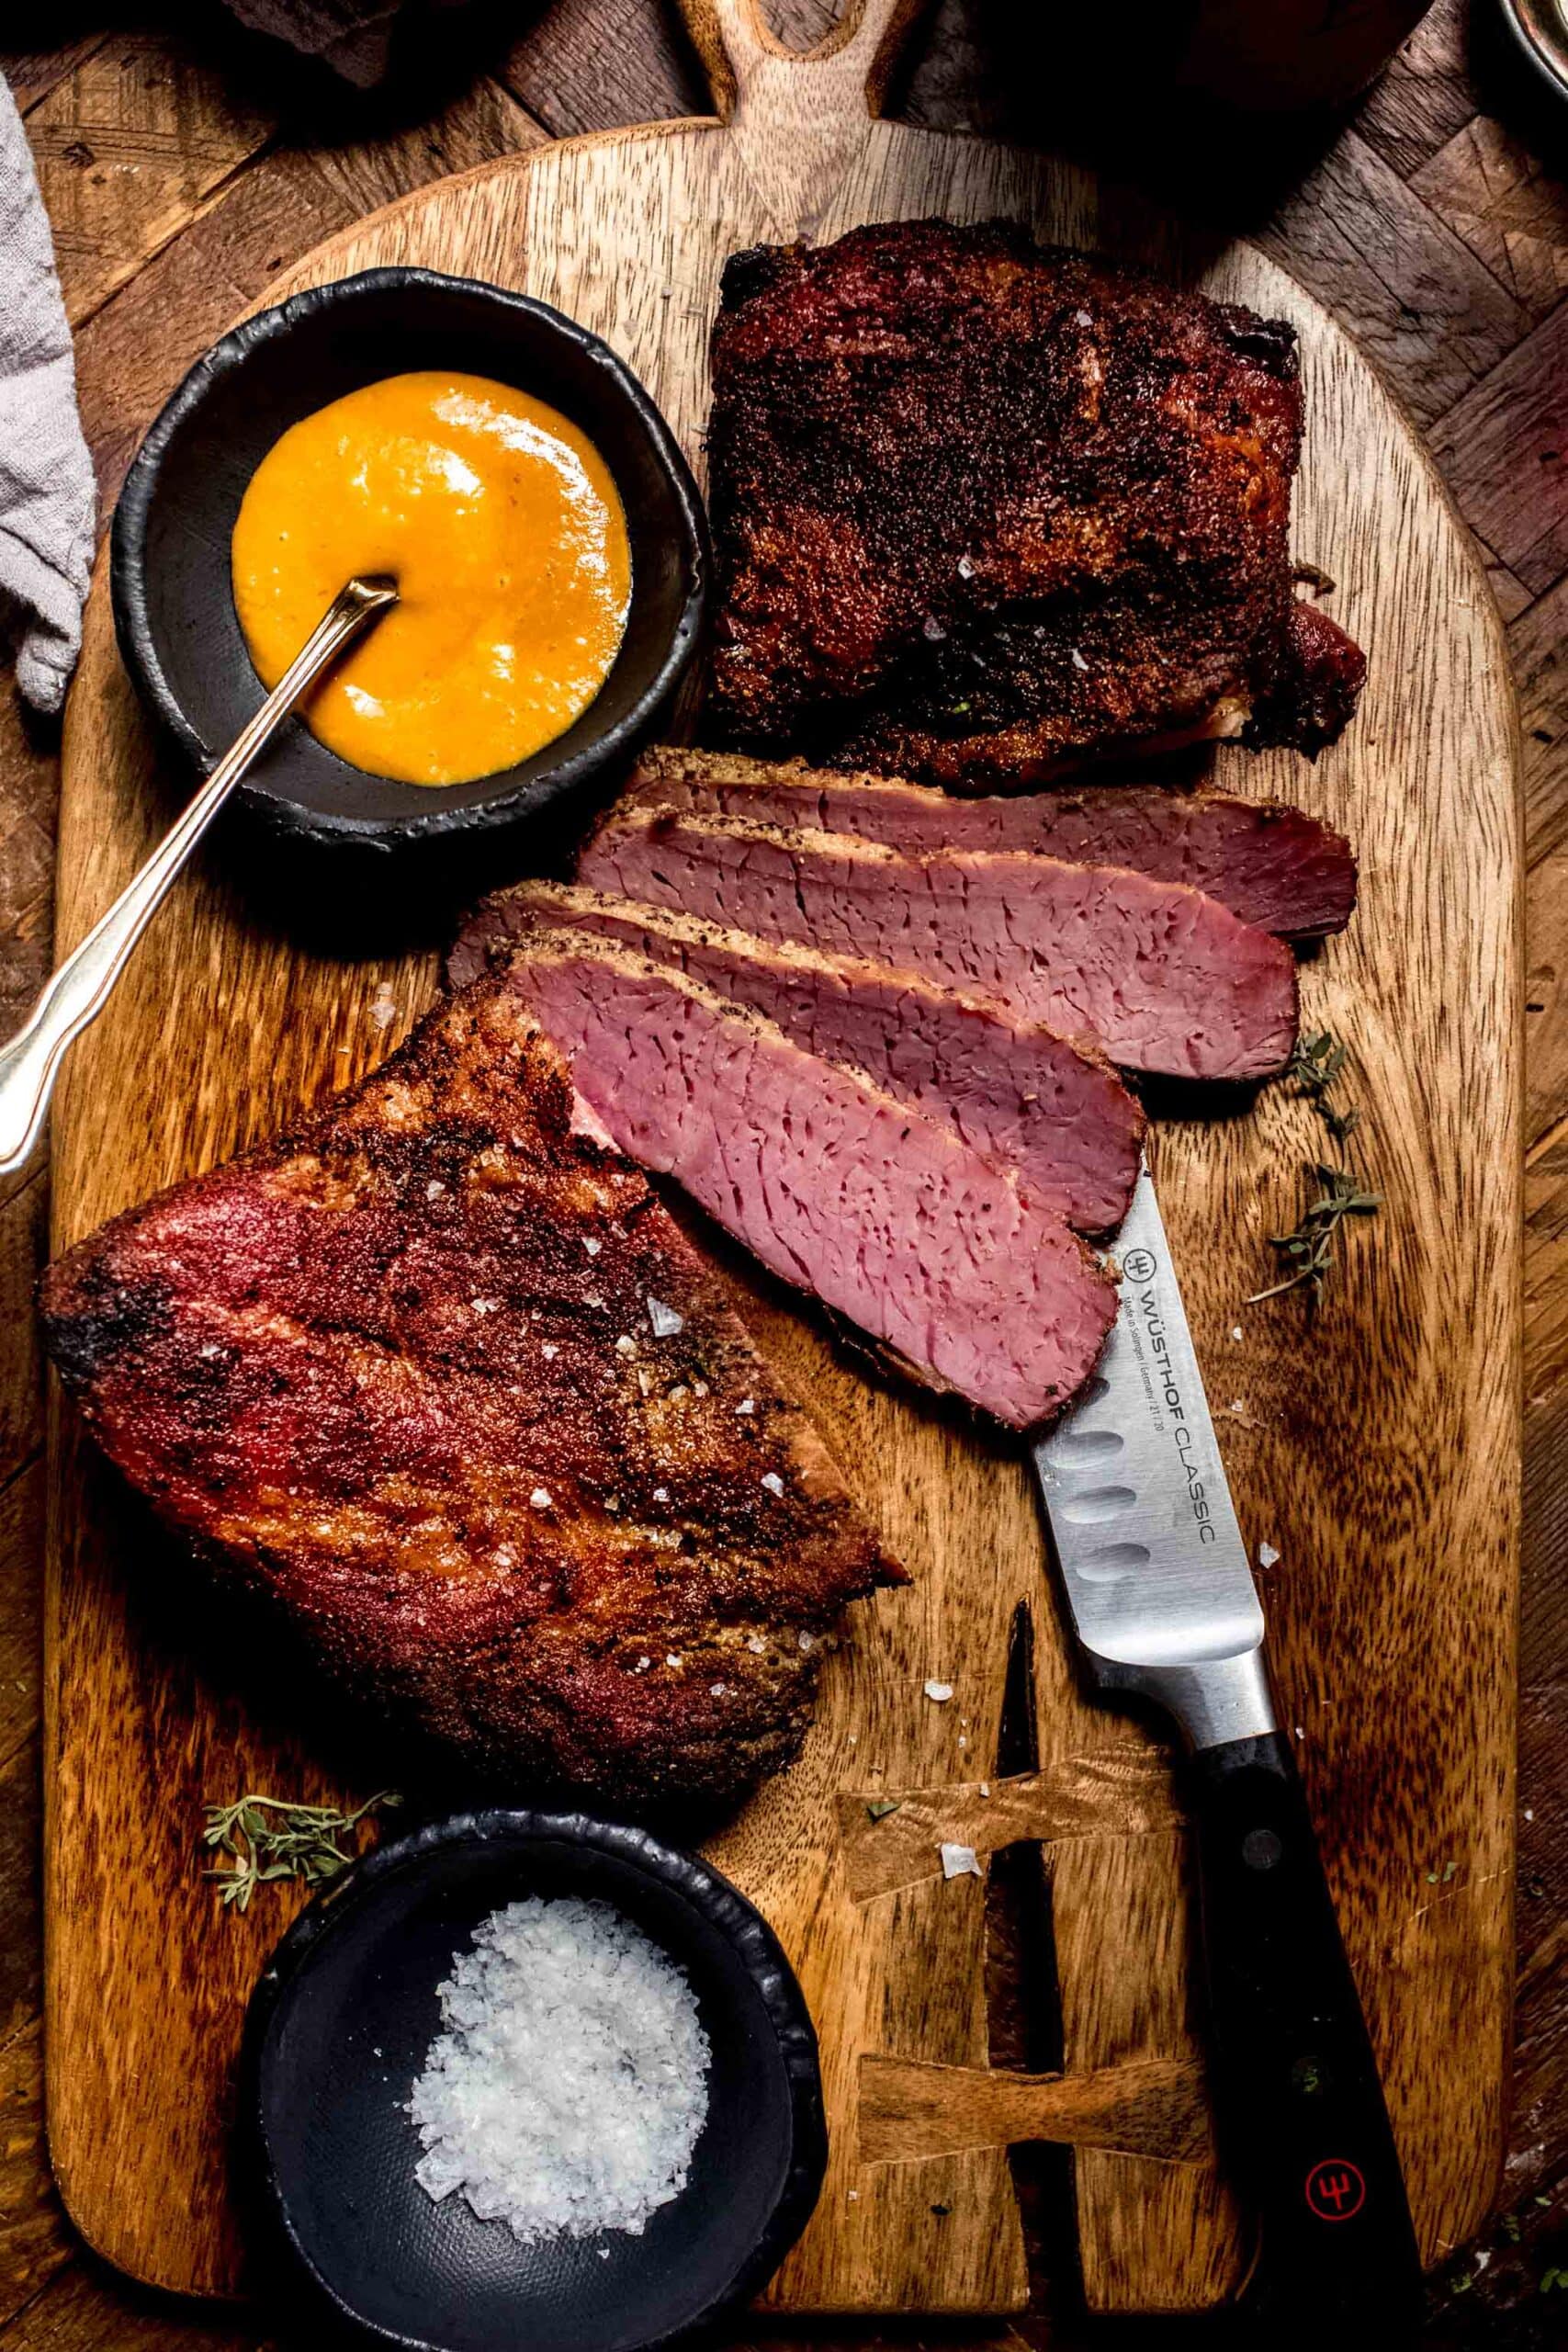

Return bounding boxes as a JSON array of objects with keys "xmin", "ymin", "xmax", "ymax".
[
  {"xmin": 1285, "ymin": 1029, "xmax": 1363, "ymax": 1138},
  {"xmin": 202, "ymin": 1790, "xmax": 400, "ymax": 1912},
  {"xmin": 1256, "ymin": 1027, "xmax": 1381, "ymax": 1307}
]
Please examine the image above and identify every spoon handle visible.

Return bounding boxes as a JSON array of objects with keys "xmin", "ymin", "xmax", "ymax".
[{"xmin": 0, "ymin": 574, "xmax": 396, "ymax": 1179}]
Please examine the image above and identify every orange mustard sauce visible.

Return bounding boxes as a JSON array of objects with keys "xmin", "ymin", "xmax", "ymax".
[{"xmin": 231, "ymin": 370, "xmax": 631, "ymax": 787}]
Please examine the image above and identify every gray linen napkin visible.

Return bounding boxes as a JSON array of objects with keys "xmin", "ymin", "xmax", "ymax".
[{"xmin": 0, "ymin": 74, "xmax": 93, "ymax": 716}]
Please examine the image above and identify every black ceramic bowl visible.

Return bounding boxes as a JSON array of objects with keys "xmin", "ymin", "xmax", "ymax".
[
  {"xmin": 110, "ymin": 268, "xmax": 706, "ymax": 890},
  {"xmin": 242, "ymin": 1810, "xmax": 826, "ymax": 2352}
]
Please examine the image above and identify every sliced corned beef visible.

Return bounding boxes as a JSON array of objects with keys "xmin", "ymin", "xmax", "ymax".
[
  {"xmin": 495, "ymin": 932, "xmax": 1118, "ymax": 1430},
  {"xmin": 578, "ymin": 809, "xmax": 1299, "ymax": 1081},
  {"xmin": 623, "ymin": 748, "xmax": 1357, "ymax": 939},
  {"xmin": 448, "ymin": 882, "xmax": 1145, "ymax": 1235}
]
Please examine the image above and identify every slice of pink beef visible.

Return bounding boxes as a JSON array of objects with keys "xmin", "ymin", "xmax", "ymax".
[
  {"xmin": 494, "ymin": 931, "xmax": 1118, "ymax": 1430},
  {"xmin": 622, "ymin": 747, "xmax": 1357, "ymax": 939},
  {"xmin": 447, "ymin": 882, "xmax": 1145, "ymax": 1236},
  {"xmin": 578, "ymin": 808, "xmax": 1299, "ymax": 1081}
]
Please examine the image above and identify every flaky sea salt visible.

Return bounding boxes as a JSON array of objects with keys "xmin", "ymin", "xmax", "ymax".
[
  {"xmin": 647, "ymin": 1298, "xmax": 684, "ymax": 1338},
  {"xmin": 409, "ymin": 1895, "xmax": 710, "ymax": 2244}
]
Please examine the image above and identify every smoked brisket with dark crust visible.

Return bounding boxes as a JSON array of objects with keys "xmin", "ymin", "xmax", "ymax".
[
  {"xmin": 706, "ymin": 219, "xmax": 1366, "ymax": 786},
  {"xmin": 39, "ymin": 978, "xmax": 897, "ymax": 1808}
]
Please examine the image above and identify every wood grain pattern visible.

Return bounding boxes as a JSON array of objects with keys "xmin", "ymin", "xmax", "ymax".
[
  {"xmin": 71, "ymin": 74, "xmax": 550, "ymax": 518},
  {"xmin": 0, "ymin": 2021, "xmax": 73, "ymax": 2333},
  {"xmin": 23, "ymin": 33, "xmax": 273, "ymax": 329},
  {"xmin": 38, "ymin": 0, "xmax": 1521, "ymax": 2326},
  {"xmin": 855, "ymin": 2054, "xmax": 1210, "ymax": 2166}
]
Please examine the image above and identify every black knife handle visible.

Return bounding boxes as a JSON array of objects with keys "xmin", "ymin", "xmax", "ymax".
[{"xmin": 1190, "ymin": 1731, "xmax": 1425, "ymax": 2339}]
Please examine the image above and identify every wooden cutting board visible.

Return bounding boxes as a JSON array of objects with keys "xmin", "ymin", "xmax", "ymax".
[{"xmin": 44, "ymin": 0, "xmax": 1521, "ymax": 2319}]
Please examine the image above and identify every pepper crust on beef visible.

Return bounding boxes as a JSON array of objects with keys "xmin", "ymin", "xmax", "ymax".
[
  {"xmin": 705, "ymin": 219, "xmax": 1366, "ymax": 788},
  {"xmin": 39, "ymin": 978, "xmax": 898, "ymax": 1808}
]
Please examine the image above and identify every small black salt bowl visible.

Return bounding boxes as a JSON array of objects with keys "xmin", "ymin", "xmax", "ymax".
[
  {"xmin": 110, "ymin": 266, "xmax": 706, "ymax": 897},
  {"xmin": 241, "ymin": 1809, "xmax": 826, "ymax": 2352}
]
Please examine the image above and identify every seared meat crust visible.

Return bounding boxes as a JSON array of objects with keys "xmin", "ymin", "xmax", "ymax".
[
  {"xmin": 39, "ymin": 978, "xmax": 897, "ymax": 1807},
  {"xmin": 707, "ymin": 219, "xmax": 1365, "ymax": 786}
]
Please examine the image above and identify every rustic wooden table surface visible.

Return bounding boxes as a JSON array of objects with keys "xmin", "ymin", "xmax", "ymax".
[{"xmin": 0, "ymin": 2, "xmax": 1562, "ymax": 2344}]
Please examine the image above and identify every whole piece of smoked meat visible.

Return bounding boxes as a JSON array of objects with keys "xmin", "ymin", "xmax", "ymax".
[
  {"xmin": 706, "ymin": 219, "xmax": 1366, "ymax": 788},
  {"xmin": 39, "ymin": 977, "xmax": 897, "ymax": 1809}
]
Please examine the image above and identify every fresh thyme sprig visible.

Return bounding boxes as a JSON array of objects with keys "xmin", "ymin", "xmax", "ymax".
[
  {"xmin": 1285, "ymin": 1029, "xmax": 1361, "ymax": 1142},
  {"xmin": 1247, "ymin": 1161, "xmax": 1382, "ymax": 1306},
  {"xmin": 1252, "ymin": 1025, "xmax": 1381, "ymax": 1308},
  {"xmin": 201, "ymin": 1791, "xmax": 400, "ymax": 1912}
]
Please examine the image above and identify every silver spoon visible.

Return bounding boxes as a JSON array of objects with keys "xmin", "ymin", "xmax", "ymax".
[{"xmin": 0, "ymin": 572, "xmax": 398, "ymax": 1179}]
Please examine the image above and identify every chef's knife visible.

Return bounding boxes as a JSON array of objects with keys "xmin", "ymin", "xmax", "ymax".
[{"xmin": 1032, "ymin": 1159, "xmax": 1423, "ymax": 2335}]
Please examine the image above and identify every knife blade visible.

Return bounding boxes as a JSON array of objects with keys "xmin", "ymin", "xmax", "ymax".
[
  {"xmin": 1032, "ymin": 1158, "xmax": 1423, "ymax": 2335},
  {"xmin": 1033, "ymin": 1156, "xmax": 1271, "ymax": 1747}
]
